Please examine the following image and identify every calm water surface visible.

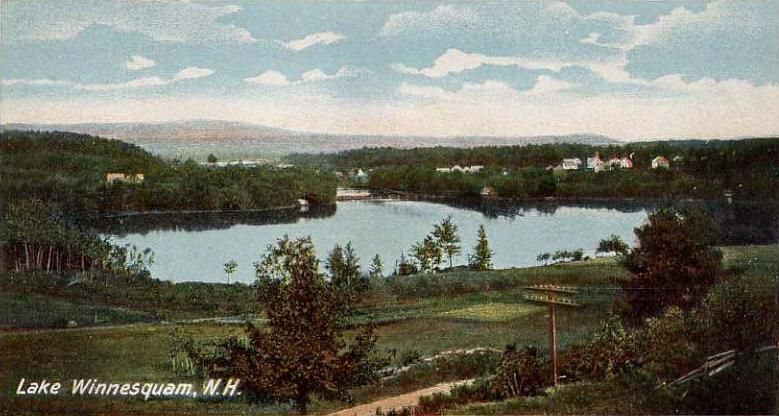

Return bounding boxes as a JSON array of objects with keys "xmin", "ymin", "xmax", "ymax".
[{"xmin": 108, "ymin": 200, "xmax": 650, "ymax": 283}]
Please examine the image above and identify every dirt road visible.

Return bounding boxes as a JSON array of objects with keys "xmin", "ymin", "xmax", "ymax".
[{"xmin": 326, "ymin": 379, "xmax": 474, "ymax": 416}]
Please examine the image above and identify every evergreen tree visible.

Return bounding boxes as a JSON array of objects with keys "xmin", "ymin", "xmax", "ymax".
[
  {"xmin": 433, "ymin": 215, "xmax": 461, "ymax": 268},
  {"xmin": 201, "ymin": 237, "xmax": 378, "ymax": 414},
  {"xmin": 326, "ymin": 242, "xmax": 361, "ymax": 293},
  {"xmin": 411, "ymin": 235, "xmax": 442, "ymax": 273},
  {"xmin": 369, "ymin": 254, "xmax": 383, "ymax": 278},
  {"xmin": 469, "ymin": 225, "xmax": 493, "ymax": 271}
]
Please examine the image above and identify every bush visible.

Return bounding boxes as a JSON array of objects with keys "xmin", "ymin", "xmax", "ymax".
[
  {"xmin": 560, "ymin": 315, "xmax": 636, "ymax": 382},
  {"xmin": 491, "ymin": 344, "xmax": 548, "ymax": 399},
  {"xmin": 690, "ymin": 274, "xmax": 776, "ymax": 356}
]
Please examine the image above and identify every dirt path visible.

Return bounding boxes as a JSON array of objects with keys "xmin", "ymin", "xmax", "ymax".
[{"xmin": 326, "ymin": 379, "xmax": 474, "ymax": 416}]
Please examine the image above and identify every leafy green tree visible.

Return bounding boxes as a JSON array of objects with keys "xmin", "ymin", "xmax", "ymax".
[
  {"xmin": 207, "ymin": 153, "xmax": 218, "ymax": 163},
  {"xmin": 618, "ymin": 208, "xmax": 723, "ymax": 323},
  {"xmin": 223, "ymin": 259, "xmax": 238, "ymax": 284},
  {"xmin": 201, "ymin": 237, "xmax": 377, "ymax": 414},
  {"xmin": 536, "ymin": 252, "xmax": 551, "ymax": 265},
  {"xmin": 369, "ymin": 254, "xmax": 383, "ymax": 278},
  {"xmin": 469, "ymin": 225, "xmax": 493, "ymax": 270},
  {"xmin": 597, "ymin": 234, "xmax": 630, "ymax": 256},
  {"xmin": 411, "ymin": 235, "xmax": 442, "ymax": 273},
  {"xmin": 433, "ymin": 215, "xmax": 461, "ymax": 268}
]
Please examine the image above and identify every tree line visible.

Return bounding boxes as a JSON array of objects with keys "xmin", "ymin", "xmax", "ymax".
[
  {"xmin": 1, "ymin": 130, "xmax": 338, "ymax": 218},
  {"xmin": 287, "ymin": 138, "xmax": 779, "ymax": 201}
]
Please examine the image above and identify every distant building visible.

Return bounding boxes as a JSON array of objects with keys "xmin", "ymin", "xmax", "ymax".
[
  {"xmin": 106, "ymin": 173, "xmax": 144, "ymax": 184},
  {"xmin": 480, "ymin": 186, "xmax": 496, "ymax": 196},
  {"xmin": 619, "ymin": 157, "xmax": 633, "ymax": 169},
  {"xmin": 437, "ymin": 165, "xmax": 484, "ymax": 174},
  {"xmin": 586, "ymin": 152, "xmax": 604, "ymax": 171},
  {"xmin": 561, "ymin": 158, "xmax": 582, "ymax": 170},
  {"xmin": 349, "ymin": 169, "xmax": 369, "ymax": 182},
  {"xmin": 651, "ymin": 156, "xmax": 670, "ymax": 169},
  {"xmin": 606, "ymin": 157, "xmax": 621, "ymax": 168}
]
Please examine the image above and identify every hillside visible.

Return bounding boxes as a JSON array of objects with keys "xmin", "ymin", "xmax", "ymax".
[{"xmin": 1, "ymin": 120, "xmax": 620, "ymax": 159}]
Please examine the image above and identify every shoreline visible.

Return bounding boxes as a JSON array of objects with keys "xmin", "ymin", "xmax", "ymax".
[
  {"xmin": 347, "ymin": 188, "xmax": 778, "ymax": 206},
  {"xmin": 95, "ymin": 203, "xmax": 333, "ymax": 220}
]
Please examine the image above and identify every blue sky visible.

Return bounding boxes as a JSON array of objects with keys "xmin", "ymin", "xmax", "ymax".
[{"xmin": 1, "ymin": 0, "xmax": 778, "ymax": 139}]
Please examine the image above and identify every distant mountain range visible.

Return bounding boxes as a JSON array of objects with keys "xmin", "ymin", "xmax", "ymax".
[{"xmin": 2, "ymin": 120, "xmax": 621, "ymax": 159}]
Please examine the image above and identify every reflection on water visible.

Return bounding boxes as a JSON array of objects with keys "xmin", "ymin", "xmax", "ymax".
[
  {"xmin": 102, "ymin": 199, "xmax": 776, "ymax": 283},
  {"xmin": 92, "ymin": 204, "xmax": 337, "ymax": 236}
]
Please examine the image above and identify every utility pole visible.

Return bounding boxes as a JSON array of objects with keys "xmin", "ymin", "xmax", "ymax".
[{"xmin": 523, "ymin": 285, "xmax": 579, "ymax": 386}]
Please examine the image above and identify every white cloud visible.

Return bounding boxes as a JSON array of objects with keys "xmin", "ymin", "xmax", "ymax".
[
  {"xmin": 392, "ymin": 49, "xmax": 569, "ymax": 78},
  {"xmin": 380, "ymin": 5, "xmax": 476, "ymax": 36},
  {"xmin": 126, "ymin": 55, "xmax": 156, "ymax": 71},
  {"xmin": 244, "ymin": 66, "xmax": 363, "ymax": 86},
  {"xmin": 244, "ymin": 70, "xmax": 291, "ymax": 86},
  {"xmin": 3, "ymin": 67, "xmax": 215, "ymax": 91},
  {"xmin": 524, "ymin": 75, "xmax": 572, "ymax": 96},
  {"xmin": 5, "ymin": 1, "xmax": 257, "ymax": 44},
  {"xmin": 173, "ymin": 67, "xmax": 215, "ymax": 81},
  {"xmin": 282, "ymin": 32, "xmax": 345, "ymax": 51},
  {"xmin": 399, "ymin": 76, "xmax": 571, "ymax": 102}
]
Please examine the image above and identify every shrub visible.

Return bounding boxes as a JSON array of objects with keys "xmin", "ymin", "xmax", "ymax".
[{"xmin": 491, "ymin": 344, "xmax": 548, "ymax": 398}]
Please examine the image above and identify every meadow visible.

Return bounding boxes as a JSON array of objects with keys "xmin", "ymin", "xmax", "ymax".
[{"xmin": 2, "ymin": 245, "xmax": 774, "ymax": 415}]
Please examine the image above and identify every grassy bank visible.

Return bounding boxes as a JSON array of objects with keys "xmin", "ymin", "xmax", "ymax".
[{"xmin": 1, "ymin": 245, "xmax": 775, "ymax": 415}]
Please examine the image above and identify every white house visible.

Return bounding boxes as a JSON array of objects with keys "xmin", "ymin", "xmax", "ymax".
[
  {"xmin": 561, "ymin": 158, "xmax": 582, "ymax": 170},
  {"xmin": 437, "ymin": 165, "xmax": 484, "ymax": 174},
  {"xmin": 652, "ymin": 156, "xmax": 670, "ymax": 169},
  {"xmin": 620, "ymin": 157, "xmax": 633, "ymax": 169},
  {"xmin": 586, "ymin": 153, "xmax": 604, "ymax": 170}
]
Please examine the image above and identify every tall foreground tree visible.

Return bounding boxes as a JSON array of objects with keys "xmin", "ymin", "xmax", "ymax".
[
  {"xmin": 469, "ymin": 225, "xmax": 493, "ymax": 271},
  {"xmin": 433, "ymin": 215, "xmax": 462, "ymax": 268},
  {"xmin": 203, "ymin": 237, "xmax": 377, "ymax": 414},
  {"xmin": 618, "ymin": 208, "xmax": 722, "ymax": 323}
]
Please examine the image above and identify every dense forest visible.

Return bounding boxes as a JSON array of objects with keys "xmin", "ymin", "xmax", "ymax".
[
  {"xmin": 286, "ymin": 138, "xmax": 779, "ymax": 201},
  {"xmin": 0, "ymin": 130, "xmax": 337, "ymax": 275},
  {"xmin": 1, "ymin": 130, "xmax": 337, "ymax": 215}
]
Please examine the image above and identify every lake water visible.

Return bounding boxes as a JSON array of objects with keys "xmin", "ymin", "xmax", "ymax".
[{"xmin": 106, "ymin": 200, "xmax": 652, "ymax": 283}]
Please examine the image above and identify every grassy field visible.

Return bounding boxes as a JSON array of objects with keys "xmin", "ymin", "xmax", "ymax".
[{"xmin": 1, "ymin": 245, "xmax": 775, "ymax": 415}]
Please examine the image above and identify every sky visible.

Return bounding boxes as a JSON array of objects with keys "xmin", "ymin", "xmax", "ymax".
[{"xmin": 1, "ymin": 0, "xmax": 778, "ymax": 140}]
